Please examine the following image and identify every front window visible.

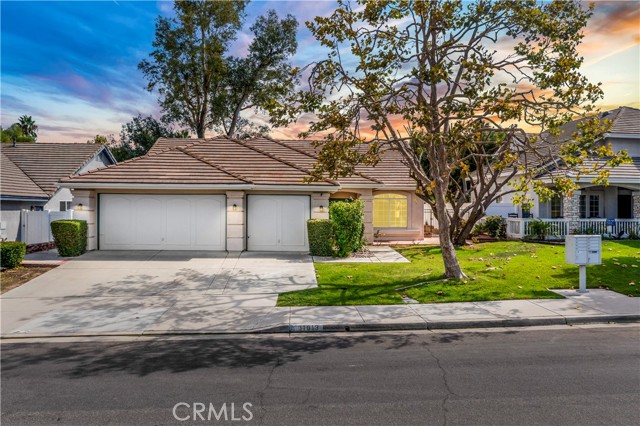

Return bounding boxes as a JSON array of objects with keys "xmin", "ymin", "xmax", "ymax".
[
  {"xmin": 60, "ymin": 201, "xmax": 72, "ymax": 211},
  {"xmin": 550, "ymin": 197, "xmax": 562, "ymax": 218},
  {"xmin": 373, "ymin": 194, "xmax": 407, "ymax": 228},
  {"xmin": 589, "ymin": 195, "xmax": 600, "ymax": 218}
]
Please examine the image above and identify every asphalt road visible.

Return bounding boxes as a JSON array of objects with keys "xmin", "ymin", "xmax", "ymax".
[{"xmin": 1, "ymin": 325, "xmax": 639, "ymax": 426}]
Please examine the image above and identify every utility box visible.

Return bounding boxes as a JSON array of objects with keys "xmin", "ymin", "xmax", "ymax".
[
  {"xmin": 565, "ymin": 235, "xmax": 602, "ymax": 265},
  {"xmin": 565, "ymin": 235, "xmax": 602, "ymax": 293}
]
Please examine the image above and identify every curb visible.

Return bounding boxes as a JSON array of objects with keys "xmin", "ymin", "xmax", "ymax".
[{"xmin": 2, "ymin": 315, "xmax": 638, "ymax": 340}]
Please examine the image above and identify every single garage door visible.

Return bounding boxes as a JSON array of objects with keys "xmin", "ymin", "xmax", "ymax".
[
  {"xmin": 99, "ymin": 194, "xmax": 226, "ymax": 250},
  {"xmin": 247, "ymin": 195, "xmax": 310, "ymax": 252}
]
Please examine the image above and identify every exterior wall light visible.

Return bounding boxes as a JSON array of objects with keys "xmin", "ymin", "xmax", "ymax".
[
  {"xmin": 76, "ymin": 203, "xmax": 83, "ymax": 211},
  {"xmin": 319, "ymin": 205, "xmax": 325, "ymax": 212},
  {"xmin": 232, "ymin": 204, "xmax": 238, "ymax": 212}
]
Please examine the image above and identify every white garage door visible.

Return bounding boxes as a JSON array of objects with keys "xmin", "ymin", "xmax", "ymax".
[
  {"xmin": 99, "ymin": 194, "xmax": 226, "ymax": 250},
  {"xmin": 247, "ymin": 195, "xmax": 310, "ymax": 252}
]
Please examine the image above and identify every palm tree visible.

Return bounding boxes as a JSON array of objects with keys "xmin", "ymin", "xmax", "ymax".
[{"xmin": 17, "ymin": 115, "xmax": 38, "ymax": 140}]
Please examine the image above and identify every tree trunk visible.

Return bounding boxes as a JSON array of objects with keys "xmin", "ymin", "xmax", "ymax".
[
  {"xmin": 433, "ymin": 182, "xmax": 467, "ymax": 279},
  {"xmin": 196, "ymin": 124, "xmax": 205, "ymax": 139}
]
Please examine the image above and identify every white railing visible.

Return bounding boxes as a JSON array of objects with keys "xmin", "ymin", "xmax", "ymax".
[{"xmin": 505, "ymin": 218, "xmax": 640, "ymax": 239}]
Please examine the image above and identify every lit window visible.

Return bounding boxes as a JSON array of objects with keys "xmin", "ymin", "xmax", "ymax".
[{"xmin": 373, "ymin": 194, "xmax": 407, "ymax": 228}]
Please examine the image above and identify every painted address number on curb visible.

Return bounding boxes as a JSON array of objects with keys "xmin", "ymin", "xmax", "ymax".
[{"xmin": 289, "ymin": 325, "xmax": 323, "ymax": 332}]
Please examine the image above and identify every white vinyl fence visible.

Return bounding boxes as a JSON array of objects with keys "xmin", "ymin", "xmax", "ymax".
[{"xmin": 0, "ymin": 210, "xmax": 73, "ymax": 244}]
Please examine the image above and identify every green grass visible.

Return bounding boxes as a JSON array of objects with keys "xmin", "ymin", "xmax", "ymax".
[{"xmin": 276, "ymin": 240, "xmax": 640, "ymax": 306}]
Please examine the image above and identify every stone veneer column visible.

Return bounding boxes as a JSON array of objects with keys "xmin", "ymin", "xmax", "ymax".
[
  {"xmin": 71, "ymin": 189, "xmax": 97, "ymax": 251},
  {"xmin": 311, "ymin": 193, "xmax": 330, "ymax": 220},
  {"xmin": 562, "ymin": 189, "xmax": 581, "ymax": 233},
  {"xmin": 226, "ymin": 191, "xmax": 245, "ymax": 252},
  {"xmin": 359, "ymin": 190, "xmax": 374, "ymax": 243},
  {"xmin": 633, "ymin": 191, "xmax": 640, "ymax": 219}
]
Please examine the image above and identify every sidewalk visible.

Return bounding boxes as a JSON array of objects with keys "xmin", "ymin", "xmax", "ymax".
[{"xmin": 2, "ymin": 289, "xmax": 638, "ymax": 338}]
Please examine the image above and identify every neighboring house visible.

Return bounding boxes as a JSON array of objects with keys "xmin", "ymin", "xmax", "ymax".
[
  {"xmin": 482, "ymin": 107, "xmax": 640, "ymax": 238},
  {"xmin": 59, "ymin": 136, "xmax": 425, "ymax": 252},
  {"xmin": 1, "ymin": 143, "xmax": 116, "ymax": 241}
]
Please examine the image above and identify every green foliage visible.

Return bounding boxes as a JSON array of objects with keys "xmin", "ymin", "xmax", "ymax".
[
  {"xmin": 526, "ymin": 220, "xmax": 553, "ymax": 240},
  {"xmin": 1, "ymin": 123, "xmax": 35, "ymax": 143},
  {"xmin": 51, "ymin": 220, "xmax": 87, "ymax": 257},
  {"xmin": 473, "ymin": 216, "xmax": 506, "ymax": 239},
  {"xmin": 270, "ymin": 0, "xmax": 629, "ymax": 278},
  {"xmin": 139, "ymin": 1, "xmax": 298, "ymax": 138},
  {"xmin": 307, "ymin": 219, "xmax": 335, "ymax": 256},
  {"xmin": 1, "ymin": 242, "xmax": 26, "ymax": 269},
  {"xmin": 109, "ymin": 114, "xmax": 189, "ymax": 161},
  {"xmin": 329, "ymin": 200, "xmax": 365, "ymax": 257},
  {"xmin": 17, "ymin": 115, "xmax": 38, "ymax": 141}
]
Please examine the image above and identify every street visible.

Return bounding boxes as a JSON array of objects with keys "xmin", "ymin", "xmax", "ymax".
[{"xmin": 1, "ymin": 325, "xmax": 639, "ymax": 426}]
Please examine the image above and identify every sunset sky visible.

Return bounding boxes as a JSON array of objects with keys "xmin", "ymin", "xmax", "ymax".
[{"xmin": 1, "ymin": 0, "xmax": 639, "ymax": 142}]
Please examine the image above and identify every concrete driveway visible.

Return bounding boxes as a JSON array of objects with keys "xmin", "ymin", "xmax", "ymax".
[{"xmin": 1, "ymin": 251, "xmax": 316, "ymax": 336}]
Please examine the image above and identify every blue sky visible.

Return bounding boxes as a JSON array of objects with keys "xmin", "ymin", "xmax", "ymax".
[{"xmin": 1, "ymin": 0, "xmax": 638, "ymax": 141}]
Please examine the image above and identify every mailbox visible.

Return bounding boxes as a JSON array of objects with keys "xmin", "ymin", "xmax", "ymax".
[
  {"xmin": 565, "ymin": 235, "xmax": 601, "ymax": 265},
  {"xmin": 565, "ymin": 235, "xmax": 601, "ymax": 293}
]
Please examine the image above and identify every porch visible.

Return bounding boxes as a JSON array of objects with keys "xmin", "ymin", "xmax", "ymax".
[{"xmin": 506, "ymin": 218, "xmax": 640, "ymax": 239}]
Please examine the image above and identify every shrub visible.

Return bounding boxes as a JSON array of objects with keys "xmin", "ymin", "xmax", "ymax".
[
  {"xmin": 526, "ymin": 220, "xmax": 552, "ymax": 240},
  {"xmin": 307, "ymin": 219, "xmax": 335, "ymax": 256},
  {"xmin": 1, "ymin": 241, "xmax": 26, "ymax": 269},
  {"xmin": 329, "ymin": 199, "xmax": 365, "ymax": 257},
  {"xmin": 51, "ymin": 220, "xmax": 87, "ymax": 257},
  {"xmin": 472, "ymin": 215, "xmax": 506, "ymax": 239}
]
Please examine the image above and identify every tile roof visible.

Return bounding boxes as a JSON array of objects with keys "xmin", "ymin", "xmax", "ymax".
[
  {"xmin": 552, "ymin": 106, "xmax": 640, "ymax": 142},
  {"xmin": 148, "ymin": 137, "xmax": 208, "ymax": 154},
  {"xmin": 1, "ymin": 153, "xmax": 49, "ymax": 199},
  {"xmin": 1, "ymin": 143, "xmax": 112, "ymax": 195},
  {"xmin": 62, "ymin": 137, "xmax": 338, "ymax": 187},
  {"xmin": 572, "ymin": 156, "xmax": 640, "ymax": 183}
]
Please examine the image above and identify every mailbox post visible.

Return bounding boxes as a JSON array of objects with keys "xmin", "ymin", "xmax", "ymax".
[{"xmin": 565, "ymin": 235, "xmax": 602, "ymax": 293}]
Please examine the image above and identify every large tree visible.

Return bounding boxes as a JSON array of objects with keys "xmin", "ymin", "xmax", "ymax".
[
  {"xmin": 139, "ymin": 1, "xmax": 298, "ymax": 139},
  {"xmin": 211, "ymin": 9, "xmax": 298, "ymax": 137},
  {"xmin": 17, "ymin": 115, "xmax": 38, "ymax": 141},
  {"xmin": 271, "ymin": 0, "xmax": 629, "ymax": 279},
  {"xmin": 139, "ymin": 0, "xmax": 247, "ymax": 138},
  {"xmin": 108, "ymin": 114, "xmax": 189, "ymax": 161}
]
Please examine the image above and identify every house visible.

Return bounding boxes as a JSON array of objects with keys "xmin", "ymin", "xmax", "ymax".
[
  {"xmin": 482, "ymin": 107, "xmax": 640, "ymax": 238},
  {"xmin": 59, "ymin": 136, "xmax": 425, "ymax": 252},
  {"xmin": 1, "ymin": 142, "xmax": 116, "ymax": 241}
]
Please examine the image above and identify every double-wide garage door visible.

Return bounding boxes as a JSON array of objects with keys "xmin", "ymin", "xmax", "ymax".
[
  {"xmin": 99, "ymin": 194, "xmax": 226, "ymax": 250},
  {"xmin": 247, "ymin": 195, "xmax": 310, "ymax": 252}
]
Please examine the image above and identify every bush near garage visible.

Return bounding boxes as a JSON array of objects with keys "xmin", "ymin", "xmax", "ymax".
[
  {"xmin": 307, "ymin": 219, "xmax": 335, "ymax": 256},
  {"xmin": 51, "ymin": 220, "xmax": 87, "ymax": 257},
  {"xmin": 329, "ymin": 199, "xmax": 365, "ymax": 257},
  {"xmin": 1, "ymin": 241, "xmax": 27, "ymax": 269}
]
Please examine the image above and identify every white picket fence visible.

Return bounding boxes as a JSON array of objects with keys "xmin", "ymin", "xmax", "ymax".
[
  {"xmin": 16, "ymin": 210, "xmax": 74, "ymax": 244},
  {"xmin": 506, "ymin": 218, "xmax": 640, "ymax": 239}
]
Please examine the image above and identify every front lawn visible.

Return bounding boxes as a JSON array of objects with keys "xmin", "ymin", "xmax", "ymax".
[{"xmin": 277, "ymin": 240, "xmax": 640, "ymax": 306}]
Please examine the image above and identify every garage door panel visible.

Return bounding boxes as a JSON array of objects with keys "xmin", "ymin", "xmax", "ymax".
[
  {"xmin": 280, "ymin": 198, "xmax": 308, "ymax": 248},
  {"xmin": 100, "ymin": 195, "xmax": 225, "ymax": 250},
  {"xmin": 134, "ymin": 197, "xmax": 163, "ymax": 246},
  {"xmin": 194, "ymin": 197, "xmax": 225, "ymax": 247},
  {"xmin": 101, "ymin": 196, "xmax": 134, "ymax": 247},
  {"xmin": 165, "ymin": 198, "xmax": 191, "ymax": 246},
  {"xmin": 248, "ymin": 195, "xmax": 309, "ymax": 252}
]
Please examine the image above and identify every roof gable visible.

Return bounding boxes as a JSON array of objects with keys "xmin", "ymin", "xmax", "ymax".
[{"xmin": 1, "ymin": 143, "xmax": 113, "ymax": 195}]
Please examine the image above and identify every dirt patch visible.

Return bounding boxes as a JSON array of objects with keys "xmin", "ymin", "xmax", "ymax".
[{"xmin": 1, "ymin": 266, "xmax": 55, "ymax": 294}]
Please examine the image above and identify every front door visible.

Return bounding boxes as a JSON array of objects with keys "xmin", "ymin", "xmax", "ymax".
[{"xmin": 618, "ymin": 194, "xmax": 633, "ymax": 219}]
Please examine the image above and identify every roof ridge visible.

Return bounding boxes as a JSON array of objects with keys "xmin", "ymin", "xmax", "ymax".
[
  {"xmin": 1, "ymin": 151, "xmax": 50, "ymax": 194},
  {"xmin": 226, "ymin": 136, "xmax": 338, "ymax": 185},
  {"xmin": 273, "ymin": 138, "xmax": 383, "ymax": 184},
  {"xmin": 177, "ymin": 146, "xmax": 252, "ymax": 183}
]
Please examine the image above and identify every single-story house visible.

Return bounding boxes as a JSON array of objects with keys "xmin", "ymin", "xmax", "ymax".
[
  {"xmin": 483, "ymin": 106, "xmax": 640, "ymax": 238},
  {"xmin": 59, "ymin": 136, "xmax": 425, "ymax": 252},
  {"xmin": 1, "ymin": 142, "xmax": 116, "ymax": 241}
]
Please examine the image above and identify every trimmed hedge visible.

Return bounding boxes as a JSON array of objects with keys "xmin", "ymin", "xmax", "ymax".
[
  {"xmin": 329, "ymin": 199, "xmax": 365, "ymax": 257},
  {"xmin": 51, "ymin": 220, "xmax": 87, "ymax": 257},
  {"xmin": 1, "ymin": 241, "xmax": 26, "ymax": 269},
  {"xmin": 307, "ymin": 219, "xmax": 335, "ymax": 256}
]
